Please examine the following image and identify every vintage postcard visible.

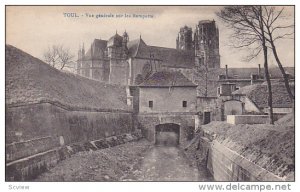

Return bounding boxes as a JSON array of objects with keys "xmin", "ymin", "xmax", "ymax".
[{"xmin": 5, "ymin": 5, "xmax": 295, "ymax": 187}]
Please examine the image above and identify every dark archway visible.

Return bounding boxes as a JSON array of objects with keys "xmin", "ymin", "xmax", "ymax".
[
  {"xmin": 155, "ymin": 123, "xmax": 180, "ymax": 146},
  {"xmin": 203, "ymin": 111, "xmax": 211, "ymax": 125}
]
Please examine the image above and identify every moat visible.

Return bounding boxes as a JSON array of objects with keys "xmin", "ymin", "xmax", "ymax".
[
  {"xmin": 137, "ymin": 146, "xmax": 212, "ymax": 181},
  {"xmin": 35, "ymin": 140, "xmax": 212, "ymax": 182}
]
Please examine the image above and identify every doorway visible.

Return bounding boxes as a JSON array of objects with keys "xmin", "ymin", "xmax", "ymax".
[
  {"xmin": 155, "ymin": 123, "xmax": 180, "ymax": 146},
  {"xmin": 203, "ymin": 112, "xmax": 211, "ymax": 125}
]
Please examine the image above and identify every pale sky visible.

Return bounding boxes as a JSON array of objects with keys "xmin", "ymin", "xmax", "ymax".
[{"xmin": 6, "ymin": 6, "xmax": 295, "ymax": 68}]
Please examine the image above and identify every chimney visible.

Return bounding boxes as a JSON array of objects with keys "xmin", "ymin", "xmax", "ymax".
[
  {"xmin": 225, "ymin": 65, "xmax": 228, "ymax": 79},
  {"xmin": 258, "ymin": 64, "xmax": 261, "ymax": 79}
]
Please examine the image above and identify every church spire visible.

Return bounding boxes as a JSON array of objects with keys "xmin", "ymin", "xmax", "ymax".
[
  {"xmin": 123, "ymin": 30, "xmax": 129, "ymax": 42},
  {"xmin": 82, "ymin": 43, "xmax": 85, "ymax": 55}
]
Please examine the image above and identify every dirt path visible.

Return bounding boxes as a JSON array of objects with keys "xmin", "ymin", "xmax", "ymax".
[
  {"xmin": 35, "ymin": 140, "xmax": 212, "ymax": 181},
  {"xmin": 136, "ymin": 146, "xmax": 212, "ymax": 181}
]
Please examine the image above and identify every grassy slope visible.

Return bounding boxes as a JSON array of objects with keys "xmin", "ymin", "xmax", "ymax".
[
  {"xmin": 6, "ymin": 45, "xmax": 129, "ymax": 111},
  {"xmin": 201, "ymin": 113, "xmax": 294, "ymax": 179}
]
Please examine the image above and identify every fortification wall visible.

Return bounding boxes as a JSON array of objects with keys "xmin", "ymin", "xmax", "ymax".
[
  {"xmin": 184, "ymin": 121, "xmax": 294, "ymax": 182},
  {"xmin": 197, "ymin": 137, "xmax": 285, "ymax": 181},
  {"xmin": 6, "ymin": 102, "xmax": 135, "ymax": 181},
  {"xmin": 227, "ymin": 115, "xmax": 269, "ymax": 125}
]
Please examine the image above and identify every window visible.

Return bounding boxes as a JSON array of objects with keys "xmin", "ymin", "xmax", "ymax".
[
  {"xmin": 182, "ymin": 101, "xmax": 187, "ymax": 107},
  {"xmin": 251, "ymin": 74, "xmax": 258, "ymax": 80},
  {"xmin": 149, "ymin": 101, "xmax": 153, "ymax": 108},
  {"xmin": 218, "ymin": 75, "xmax": 226, "ymax": 80}
]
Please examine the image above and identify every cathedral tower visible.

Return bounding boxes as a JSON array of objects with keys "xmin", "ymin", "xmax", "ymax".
[
  {"xmin": 122, "ymin": 31, "xmax": 129, "ymax": 58},
  {"xmin": 108, "ymin": 31, "xmax": 129, "ymax": 85},
  {"xmin": 77, "ymin": 44, "xmax": 85, "ymax": 75},
  {"xmin": 194, "ymin": 20, "xmax": 220, "ymax": 68},
  {"xmin": 176, "ymin": 26, "xmax": 193, "ymax": 51}
]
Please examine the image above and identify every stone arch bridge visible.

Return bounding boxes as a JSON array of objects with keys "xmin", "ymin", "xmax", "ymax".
[{"xmin": 137, "ymin": 112, "xmax": 196, "ymax": 146}]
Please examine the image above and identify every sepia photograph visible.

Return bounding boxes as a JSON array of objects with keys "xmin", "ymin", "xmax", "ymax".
[{"xmin": 5, "ymin": 5, "xmax": 295, "ymax": 185}]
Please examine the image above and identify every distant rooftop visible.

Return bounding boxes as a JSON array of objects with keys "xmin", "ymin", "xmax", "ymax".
[
  {"xmin": 82, "ymin": 36, "xmax": 195, "ymax": 69},
  {"xmin": 219, "ymin": 67, "xmax": 295, "ymax": 80},
  {"xmin": 127, "ymin": 38, "xmax": 194, "ymax": 68},
  {"xmin": 233, "ymin": 83, "xmax": 294, "ymax": 108},
  {"xmin": 139, "ymin": 71, "xmax": 197, "ymax": 87},
  {"xmin": 198, "ymin": 20, "xmax": 215, "ymax": 24}
]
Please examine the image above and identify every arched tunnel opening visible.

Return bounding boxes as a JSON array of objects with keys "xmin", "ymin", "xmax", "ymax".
[{"xmin": 155, "ymin": 123, "xmax": 180, "ymax": 146}]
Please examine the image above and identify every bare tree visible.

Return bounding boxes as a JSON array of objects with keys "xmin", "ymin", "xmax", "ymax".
[
  {"xmin": 257, "ymin": 6, "xmax": 274, "ymax": 124},
  {"xmin": 57, "ymin": 46, "xmax": 74, "ymax": 70},
  {"xmin": 43, "ymin": 47, "xmax": 54, "ymax": 66},
  {"xmin": 43, "ymin": 45, "xmax": 74, "ymax": 70},
  {"xmin": 217, "ymin": 6, "xmax": 274, "ymax": 124},
  {"xmin": 261, "ymin": 6, "xmax": 294, "ymax": 101},
  {"xmin": 43, "ymin": 45, "xmax": 59, "ymax": 67}
]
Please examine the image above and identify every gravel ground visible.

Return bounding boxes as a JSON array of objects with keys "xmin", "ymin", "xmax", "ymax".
[
  {"xmin": 35, "ymin": 139, "xmax": 152, "ymax": 181},
  {"xmin": 35, "ymin": 139, "xmax": 213, "ymax": 182}
]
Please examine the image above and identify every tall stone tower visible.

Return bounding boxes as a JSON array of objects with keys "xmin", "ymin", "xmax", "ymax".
[
  {"xmin": 176, "ymin": 26, "xmax": 193, "ymax": 51},
  {"xmin": 77, "ymin": 44, "xmax": 85, "ymax": 75},
  {"xmin": 108, "ymin": 31, "xmax": 129, "ymax": 85},
  {"xmin": 194, "ymin": 20, "xmax": 220, "ymax": 68},
  {"xmin": 122, "ymin": 31, "xmax": 129, "ymax": 58}
]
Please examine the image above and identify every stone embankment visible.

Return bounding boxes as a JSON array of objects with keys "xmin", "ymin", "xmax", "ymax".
[
  {"xmin": 184, "ymin": 113, "xmax": 294, "ymax": 181},
  {"xmin": 7, "ymin": 132, "xmax": 143, "ymax": 181}
]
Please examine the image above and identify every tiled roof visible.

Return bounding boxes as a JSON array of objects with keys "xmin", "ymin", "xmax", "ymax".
[
  {"xmin": 83, "ymin": 39, "xmax": 107, "ymax": 60},
  {"xmin": 198, "ymin": 20, "xmax": 214, "ymax": 24},
  {"xmin": 81, "ymin": 37, "xmax": 195, "ymax": 69},
  {"xmin": 194, "ymin": 66, "xmax": 294, "ymax": 97},
  {"xmin": 233, "ymin": 83, "xmax": 294, "ymax": 108},
  {"xmin": 127, "ymin": 38, "xmax": 194, "ymax": 68},
  {"xmin": 148, "ymin": 46, "xmax": 194, "ymax": 68},
  {"xmin": 107, "ymin": 33, "xmax": 123, "ymax": 47},
  {"xmin": 139, "ymin": 71, "xmax": 197, "ymax": 87},
  {"xmin": 93, "ymin": 39, "xmax": 108, "ymax": 50},
  {"xmin": 127, "ymin": 38, "xmax": 147, "ymax": 58}
]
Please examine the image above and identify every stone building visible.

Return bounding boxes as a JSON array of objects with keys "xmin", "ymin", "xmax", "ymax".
[
  {"xmin": 194, "ymin": 20, "xmax": 220, "ymax": 68},
  {"xmin": 196, "ymin": 96, "xmax": 222, "ymax": 124},
  {"xmin": 131, "ymin": 71, "xmax": 198, "ymax": 146},
  {"xmin": 196, "ymin": 79, "xmax": 295, "ymax": 125},
  {"xmin": 176, "ymin": 26, "xmax": 193, "ymax": 51},
  {"xmin": 77, "ymin": 20, "xmax": 221, "ymax": 85},
  {"xmin": 77, "ymin": 32, "xmax": 196, "ymax": 85},
  {"xmin": 76, "ymin": 21, "xmax": 294, "ymax": 128},
  {"xmin": 232, "ymin": 83, "xmax": 294, "ymax": 116},
  {"xmin": 196, "ymin": 83, "xmax": 244, "ymax": 125},
  {"xmin": 176, "ymin": 20, "xmax": 220, "ymax": 68},
  {"xmin": 77, "ymin": 32, "xmax": 129, "ymax": 84}
]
